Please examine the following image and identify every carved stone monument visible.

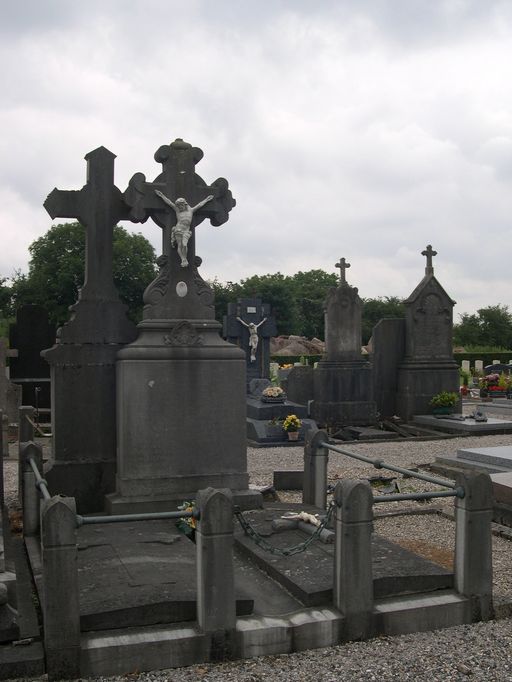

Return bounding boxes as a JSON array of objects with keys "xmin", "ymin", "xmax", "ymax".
[
  {"xmin": 42, "ymin": 147, "xmax": 137, "ymax": 512},
  {"xmin": 223, "ymin": 298, "xmax": 276, "ymax": 386},
  {"xmin": 106, "ymin": 138, "xmax": 256, "ymax": 512},
  {"xmin": 396, "ymin": 245, "xmax": 460, "ymax": 420},
  {"xmin": 311, "ymin": 258, "xmax": 376, "ymax": 427}
]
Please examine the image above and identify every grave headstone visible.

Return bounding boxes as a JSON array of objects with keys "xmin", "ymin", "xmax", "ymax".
[
  {"xmin": 461, "ymin": 360, "xmax": 470, "ymax": 373},
  {"xmin": 224, "ymin": 298, "xmax": 276, "ymax": 387},
  {"xmin": 371, "ymin": 318, "xmax": 406, "ymax": 418},
  {"xmin": 9, "ymin": 305, "xmax": 54, "ymax": 410},
  {"xmin": 311, "ymin": 258, "xmax": 376, "ymax": 426},
  {"xmin": 475, "ymin": 360, "xmax": 484, "ymax": 374},
  {"xmin": 42, "ymin": 147, "xmax": 137, "ymax": 512},
  {"xmin": 396, "ymin": 246, "xmax": 460, "ymax": 421},
  {"xmin": 107, "ymin": 138, "xmax": 258, "ymax": 512}
]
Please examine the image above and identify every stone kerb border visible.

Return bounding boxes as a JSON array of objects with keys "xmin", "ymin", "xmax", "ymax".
[{"xmin": 33, "ymin": 472, "xmax": 494, "ymax": 679}]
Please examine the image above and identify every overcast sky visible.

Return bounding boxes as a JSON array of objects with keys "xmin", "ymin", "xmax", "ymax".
[{"xmin": 2, "ymin": 0, "xmax": 512, "ymax": 320}]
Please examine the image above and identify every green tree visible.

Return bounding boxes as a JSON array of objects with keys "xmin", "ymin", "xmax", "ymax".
[
  {"xmin": 11, "ymin": 222, "xmax": 157, "ymax": 325},
  {"xmin": 290, "ymin": 270, "xmax": 338, "ymax": 339},
  {"xmin": 361, "ymin": 297, "xmax": 405, "ymax": 344},
  {"xmin": 454, "ymin": 305, "xmax": 512, "ymax": 349},
  {"xmin": 237, "ymin": 272, "xmax": 301, "ymax": 336}
]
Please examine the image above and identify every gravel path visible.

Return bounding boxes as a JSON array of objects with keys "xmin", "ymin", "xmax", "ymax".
[{"xmin": 4, "ymin": 432, "xmax": 512, "ymax": 681}]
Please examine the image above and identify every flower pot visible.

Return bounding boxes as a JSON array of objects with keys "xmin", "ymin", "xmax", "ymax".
[
  {"xmin": 287, "ymin": 431, "xmax": 299, "ymax": 441},
  {"xmin": 432, "ymin": 406, "xmax": 453, "ymax": 415}
]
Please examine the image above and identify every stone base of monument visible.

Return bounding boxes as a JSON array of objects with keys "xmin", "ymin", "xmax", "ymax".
[
  {"xmin": 311, "ymin": 362, "xmax": 377, "ymax": 427},
  {"xmin": 111, "ymin": 320, "xmax": 261, "ymax": 512},
  {"xmin": 432, "ymin": 446, "xmax": 512, "ymax": 527},
  {"xmin": 43, "ymin": 502, "xmax": 477, "ymax": 678},
  {"xmin": 45, "ymin": 461, "xmax": 116, "ymax": 515},
  {"xmin": 245, "ymin": 397, "xmax": 317, "ymax": 446},
  {"xmin": 474, "ymin": 401, "xmax": 512, "ymax": 420},
  {"xmin": 396, "ymin": 361, "xmax": 460, "ymax": 422},
  {"xmin": 105, "ymin": 488, "xmax": 262, "ymax": 514},
  {"xmin": 413, "ymin": 414, "xmax": 512, "ymax": 435}
]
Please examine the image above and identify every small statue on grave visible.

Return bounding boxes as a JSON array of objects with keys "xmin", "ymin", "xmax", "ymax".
[
  {"xmin": 236, "ymin": 316, "xmax": 267, "ymax": 362},
  {"xmin": 154, "ymin": 190, "xmax": 214, "ymax": 267}
]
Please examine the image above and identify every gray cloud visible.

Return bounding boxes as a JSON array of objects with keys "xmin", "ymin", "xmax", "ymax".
[{"xmin": 1, "ymin": 1, "xmax": 511, "ymax": 318}]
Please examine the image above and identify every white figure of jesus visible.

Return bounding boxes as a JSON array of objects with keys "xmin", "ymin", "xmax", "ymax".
[
  {"xmin": 154, "ymin": 190, "xmax": 214, "ymax": 267},
  {"xmin": 236, "ymin": 317, "xmax": 267, "ymax": 362}
]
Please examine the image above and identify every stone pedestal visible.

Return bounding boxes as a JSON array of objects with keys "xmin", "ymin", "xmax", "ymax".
[
  {"xmin": 397, "ymin": 360, "xmax": 460, "ymax": 421},
  {"xmin": 106, "ymin": 319, "xmax": 254, "ymax": 512},
  {"xmin": 310, "ymin": 269, "xmax": 376, "ymax": 428},
  {"xmin": 312, "ymin": 361, "xmax": 376, "ymax": 426}
]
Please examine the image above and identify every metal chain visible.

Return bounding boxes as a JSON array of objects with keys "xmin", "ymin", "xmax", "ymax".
[{"xmin": 234, "ymin": 503, "xmax": 335, "ymax": 557}]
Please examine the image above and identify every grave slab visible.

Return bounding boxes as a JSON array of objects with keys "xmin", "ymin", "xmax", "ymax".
[
  {"xmin": 413, "ymin": 414, "xmax": 512, "ymax": 435},
  {"xmin": 235, "ymin": 504, "xmax": 453, "ymax": 607},
  {"xmin": 434, "ymin": 446, "xmax": 512, "ymax": 480},
  {"xmin": 490, "ymin": 472, "xmax": 512, "ymax": 507},
  {"xmin": 28, "ymin": 518, "xmax": 306, "ymax": 633},
  {"xmin": 457, "ymin": 446, "xmax": 512, "ymax": 469}
]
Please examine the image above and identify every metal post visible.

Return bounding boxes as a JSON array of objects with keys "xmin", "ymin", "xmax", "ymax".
[
  {"xmin": 303, "ymin": 428, "xmax": 329, "ymax": 508},
  {"xmin": 333, "ymin": 480, "xmax": 374, "ymax": 640},
  {"xmin": 20, "ymin": 442, "xmax": 44, "ymax": 536},
  {"xmin": 41, "ymin": 496, "xmax": 80, "ymax": 680},
  {"xmin": 196, "ymin": 487, "xmax": 235, "ymax": 659},
  {"xmin": 454, "ymin": 472, "xmax": 494, "ymax": 621},
  {"xmin": 18, "ymin": 405, "xmax": 35, "ymax": 502}
]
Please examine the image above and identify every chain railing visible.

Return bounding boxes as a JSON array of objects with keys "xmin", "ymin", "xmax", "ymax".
[{"xmin": 234, "ymin": 502, "xmax": 335, "ymax": 556}]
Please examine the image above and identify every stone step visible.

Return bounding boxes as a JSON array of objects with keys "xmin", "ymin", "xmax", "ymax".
[{"xmin": 373, "ymin": 589, "xmax": 469, "ymax": 636}]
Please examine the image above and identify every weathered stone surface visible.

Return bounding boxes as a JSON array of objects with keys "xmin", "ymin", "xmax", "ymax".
[
  {"xmin": 235, "ymin": 504, "xmax": 453, "ymax": 607},
  {"xmin": 112, "ymin": 139, "xmax": 254, "ymax": 511},
  {"xmin": 311, "ymin": 262, "xmax": 376, "ymax": 427},
  {"xmin": 396, "ymin": 246, "xmax": 460, "ymax": 421},
  {"xmin": 371, "ymin": 318, "xmax": 405, "ymax": 418},
  {"xmin": 0, "ymin": 340, "xmax": 21, "ymax": 435},
  {"xmin": 8, "ymin": 306, "xmax": 54, "ymax": 411},
  {"xmin": 42, "ymin": 147, "xmax": 137, "ymax": 513},
  {"xmin": 286, "ymin": 366, "xmax": 314, "ymax": 406},
  {"xmin": 414, "ymin": 415, "xmax": 512, "ymax": 435}
]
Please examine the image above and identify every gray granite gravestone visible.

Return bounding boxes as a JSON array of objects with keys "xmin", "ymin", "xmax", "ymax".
[
  {"xmin": 311, "ymin": 258, "xmax": 376, "ymax": 426},
  {"xmin": 42, "ymin": 147, "xmax": 137, "ymax": 512},
  {"xmin": 9, "ymin": 305, "xmax": 55, "ymax": 411},
  {"xmin": 223, "ymin": 298, "xmax": 276, "ymax": 386},
  {"xmin": 106, "ymin": 138, "xmax": 258, "ymax": 512},
  {"xmin": 371, "ymin": 318, "xmax": 406, "ymax": 418},
  {"xmin": 396, "ymin": 245, "xmax": 460, "ymax": 421}
]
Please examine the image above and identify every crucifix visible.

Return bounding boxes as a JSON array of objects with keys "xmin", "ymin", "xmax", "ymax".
[
  {"xmin": 335, "ymin": 257, "xmax": 351, "ymax": 283},
  {"xmin": 44, "ymin": 146, "xmax": 127, "ymax": 300},
  {"xmin": 123, "ymin": 138, "xmax": 235, "ymax": 268},
  {"xmin": 421, "ymin": 244, "xmax": 437, "ymax": 275}
]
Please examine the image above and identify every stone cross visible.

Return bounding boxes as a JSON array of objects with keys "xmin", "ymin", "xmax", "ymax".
[
  {"xmin": 123, "ymin": 138, "xmax": 235, "ymax": 262},
  {"xmin": 44, "ymin": 147, "xmax": 126, "ymax": 299},
  {"xmin": 335, "ymin": 258, "xmax": 351, "ymax": 283},
  {"xmin": 421, "ymin": 245, "xmax": 437, "ymax": 275}
]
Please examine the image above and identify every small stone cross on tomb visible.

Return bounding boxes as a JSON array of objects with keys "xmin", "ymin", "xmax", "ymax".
[
  {"xmin": 122, "ymin": 138, "xmax": 235, "ymax": 269},
  {"xmin": 422, "ymin": 244, "xmax": 437, "ymax": 275},
  {"xmin": 335, "ymin": 257, "xmax": 351, "ymax": 284}
]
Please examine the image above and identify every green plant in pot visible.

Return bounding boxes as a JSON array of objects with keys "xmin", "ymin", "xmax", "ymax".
[{"xmin": 429, "ymin": 391, "xmax": 459, "ymax": 415}]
